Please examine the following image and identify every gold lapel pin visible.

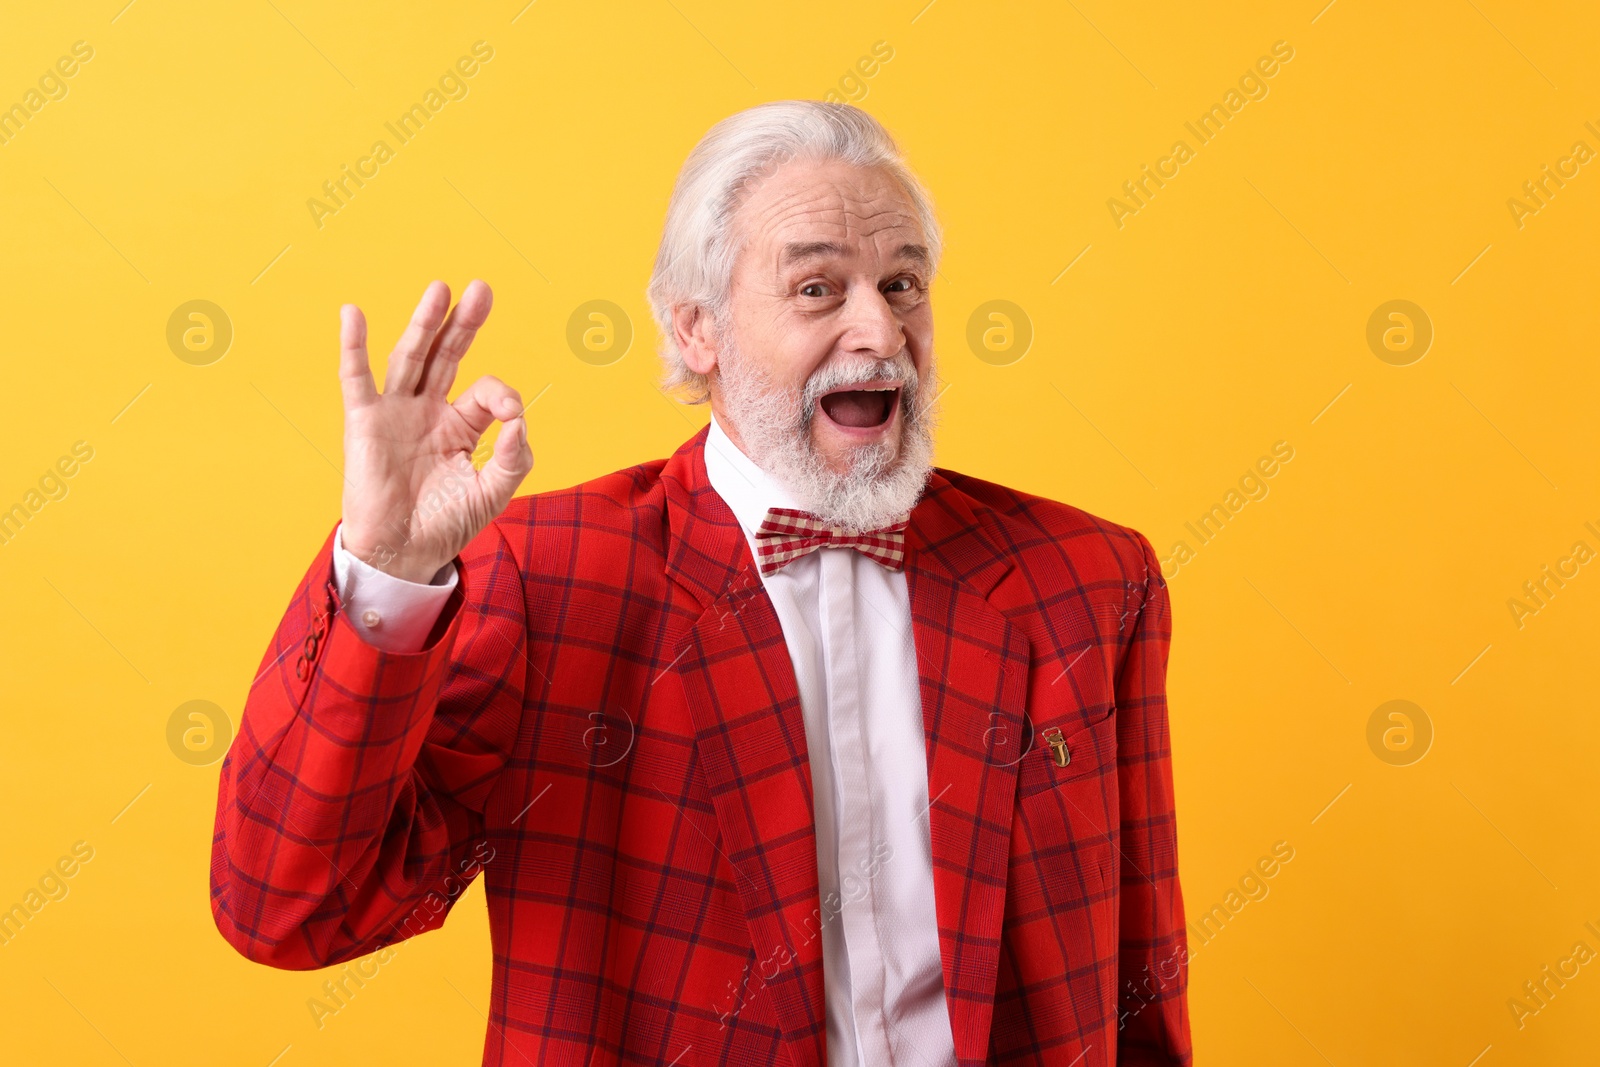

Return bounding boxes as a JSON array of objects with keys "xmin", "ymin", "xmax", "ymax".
[{"xmin": 1043, "ymin": 727, "xmax": 1070, "ymax": 768}]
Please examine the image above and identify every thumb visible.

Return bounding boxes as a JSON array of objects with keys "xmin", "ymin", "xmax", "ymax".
[{"xmin": 478, "ymin": 416, "xmax": 533, "ymax": 506}]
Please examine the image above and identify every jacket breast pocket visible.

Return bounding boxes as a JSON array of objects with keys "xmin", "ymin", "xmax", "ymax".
[
  {"xmin": 1006, "ymin": 638, "xmax": 1122, "ymax": 978},
  {"xmin": 1010, "ymin": 706, "xmax": 1120, "ymax": 975},
  {"xmin": 1017, "ymin": 704, "xmax": 1116, "ymax": 797},
  {"xmin": 1013, "ymin": 705, "xmax": 1118, "ymax": 902}
]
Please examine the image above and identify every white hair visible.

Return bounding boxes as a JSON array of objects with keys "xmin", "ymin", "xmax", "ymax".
[{"xmin": 646, "ymin": 100, "xmax": 942, "ymax": 403}]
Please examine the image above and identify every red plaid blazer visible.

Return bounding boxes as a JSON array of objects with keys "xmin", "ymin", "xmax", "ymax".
[{"xmin": 211, "ymin": 426, "xmax": 1191, "ymax": 1066}]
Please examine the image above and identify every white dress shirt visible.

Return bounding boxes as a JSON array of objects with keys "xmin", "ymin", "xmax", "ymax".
[{"xmin": 330, "ymin": 415, "xmax": 957, "ymax": 1066}]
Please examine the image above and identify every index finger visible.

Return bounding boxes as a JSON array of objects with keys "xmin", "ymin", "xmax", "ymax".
[
  {"xmin": 419, "ymin": 279, "xmax": 494, "ymax": 398},
  {"xmin": 383, "ymin": 280, "xmax": 452, "ymax": 395}
]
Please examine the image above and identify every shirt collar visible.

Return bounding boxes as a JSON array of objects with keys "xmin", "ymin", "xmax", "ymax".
[{"xmin": 704, "ymin": 412, "xmax": 804, "ymax": 541}]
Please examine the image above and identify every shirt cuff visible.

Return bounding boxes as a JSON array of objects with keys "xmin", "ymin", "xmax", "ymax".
[{"xmin": 332, "ymin": 522, "xmax": 459, "ymax": 653}]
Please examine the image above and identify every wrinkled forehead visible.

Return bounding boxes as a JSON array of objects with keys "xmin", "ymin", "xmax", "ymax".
[{"xmin": 730, "ymin": 159, "xmax": 927, "ymax": 271}]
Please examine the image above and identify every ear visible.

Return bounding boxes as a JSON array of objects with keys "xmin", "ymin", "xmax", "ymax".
[{"xmin": 671, "ymin": 304, "xmax": 722, "ymax": 377}]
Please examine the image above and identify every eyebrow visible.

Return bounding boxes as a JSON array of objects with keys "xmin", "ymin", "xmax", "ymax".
[{"xmin": 779, "ymin": 240, "xmax": 931, "ymax": 268}]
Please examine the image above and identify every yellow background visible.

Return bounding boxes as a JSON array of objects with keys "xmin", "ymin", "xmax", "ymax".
[{"xmin": 2, "ymin": 1, "xmax": 1596, "ymax": 1063}]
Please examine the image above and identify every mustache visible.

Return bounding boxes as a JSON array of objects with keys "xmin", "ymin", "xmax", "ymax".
[{"xmin": 799, "ymin": 352, "xmax": 921, "ymax": 425}]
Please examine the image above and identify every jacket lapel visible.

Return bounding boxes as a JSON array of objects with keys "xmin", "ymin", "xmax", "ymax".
[
  {"xmin": 661, "ymin": 428, "xmax": 827, "ymax": 1067},
  {"xmin": 905, "ymin": 474, "xmax": 1030, "ymax": 1066}
]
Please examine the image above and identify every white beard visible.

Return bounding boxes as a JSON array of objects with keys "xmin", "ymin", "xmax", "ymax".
[{"xmin": 716, "ymin": 339, "xmax": 939, "ymax": 533}]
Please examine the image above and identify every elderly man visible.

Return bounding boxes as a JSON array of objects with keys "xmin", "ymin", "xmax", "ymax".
[{"xmin": 211, "ymin": 101, "xmax": 1191, "ymax": 1066}]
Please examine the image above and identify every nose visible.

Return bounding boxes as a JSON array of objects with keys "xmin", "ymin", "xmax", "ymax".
[{"xmin": 840, "ymin": 283, "xmax": 904, "ymax": 362}]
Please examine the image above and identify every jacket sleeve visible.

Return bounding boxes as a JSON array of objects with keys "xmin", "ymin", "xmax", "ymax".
[
  {"xmin": 1113, "ymin": 532, "xmax": 1193, "ymax": 1065},
  {"xmin": 209, "ymin": 515, "xmax": 528, "ymax": 969}
]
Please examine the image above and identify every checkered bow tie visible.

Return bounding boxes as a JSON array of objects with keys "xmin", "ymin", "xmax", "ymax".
[{"xmin": 753, "ymin": 507, "xmax": 910, "ymax": 577}]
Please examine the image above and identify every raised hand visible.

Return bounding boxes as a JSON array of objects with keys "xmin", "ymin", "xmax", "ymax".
[{"xmin": 337, "ymin": 279, "xmax": 533, "ymax": 583}]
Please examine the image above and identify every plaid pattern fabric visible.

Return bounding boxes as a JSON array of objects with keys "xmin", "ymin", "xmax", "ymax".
[
  {"xmin": 753, "ymin": 506, "xmax": 909, "ymax": 575},
  {"xmin": 211, "ymin": 425, "xmax": 1191, "ymax": 1066}
]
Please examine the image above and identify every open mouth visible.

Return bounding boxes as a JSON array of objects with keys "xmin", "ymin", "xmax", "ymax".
[{"xmin": 817, "ymin": 383, "xmax": 901, "ymax": 430}]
